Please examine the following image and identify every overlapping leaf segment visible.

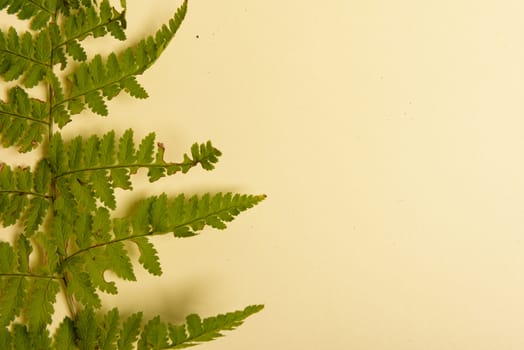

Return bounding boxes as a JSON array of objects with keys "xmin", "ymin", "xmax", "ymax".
[{"xmin": 0, "ymin": 1, "xmax": 265, "ymax": 348}]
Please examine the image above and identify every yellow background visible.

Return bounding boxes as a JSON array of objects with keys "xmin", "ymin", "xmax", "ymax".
[{"xmin": 3, "ymin": 0, "xmax": 524, "ymax": 349}]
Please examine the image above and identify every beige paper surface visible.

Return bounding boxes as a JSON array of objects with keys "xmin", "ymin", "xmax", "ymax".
[{"xmin": 2, "ymin": 1, "xmax": 524, "ymax": 349}]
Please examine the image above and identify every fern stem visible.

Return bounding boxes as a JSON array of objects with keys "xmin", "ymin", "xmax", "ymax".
[
  {"xmin": 0, "ymin": 272, "xmax": 61, "ymax": 280},
  {"xmin": 0, "ymin": 190, "xmax": 51, "ymax": 198},
  {"xmin": 60, "ymin": 275, "xmax": 78, "ymax": 320},
  {"xmin": 54, "ymin": 161, "xmax": 199, "ymax": 178}
]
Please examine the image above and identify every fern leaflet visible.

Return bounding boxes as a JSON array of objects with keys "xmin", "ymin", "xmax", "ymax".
[
  {"xmin": 0, "ymin": 0, "xmax": 56, "ymax": 30},
  {"xmin": 0, "ymin": 162, "xmax": 50, "ymax": 235},
  {"xmin": 0, "ymin": 237, "xmax": 60, "ymax": 329},
  {"xmin": 54, "ymin": 0, "xmax": 187, "ymax": 117},
  {"xmin": 0, "ymin": 27, "xmax": 51, "ymax": 87}
]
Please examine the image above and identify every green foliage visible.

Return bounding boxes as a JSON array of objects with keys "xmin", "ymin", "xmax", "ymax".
[{"xmin": 0, "ymin": 1, "xmax": 264, "ymax": 348}]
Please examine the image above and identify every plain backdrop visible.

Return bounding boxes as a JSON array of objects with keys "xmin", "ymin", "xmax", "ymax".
[{"xmin": 3, "ymin": 1, "xmax": 524, "ymax": 349}]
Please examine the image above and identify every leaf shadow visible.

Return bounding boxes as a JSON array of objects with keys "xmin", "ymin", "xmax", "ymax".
[{"xmin": 103, "ymin": 276, "xmax": 214, "ymax": 325}]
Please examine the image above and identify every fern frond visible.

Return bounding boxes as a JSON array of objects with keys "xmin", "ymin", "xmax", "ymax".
[
  {"xmin": 57, "ymin": 192, "xmax": 263, "ymax": 305},
  {"xmin": 49, "ymin": 130, "xmax": 221, "ymax": 210},
  {"xmin": 0, "ymin": 0, "xmax": 56, "ymax": 30},
  {"xmin": 0, "ymin": 162, "xmax": 51, "ymax": 235},
  {"xmin": 54, "ymin": 0, "xmax": 187, "ymax": 117},
  {"xmin": 52, "ymin": 0, "xmax": 126, "ymax": 68},
  {"xmin": 0, "ymin": 86, "xmax": 49, "ymax": 152},
  {"xmin": 52, "ymin": 305, "xmax": 262, "ymax": 350},
  {"xmin": 166, "ymin": 305, "xmax": 264, "ymax": 349},
  {"xmin": 0, "ymin": 27, "xmax": 52, "ymax": 87}
]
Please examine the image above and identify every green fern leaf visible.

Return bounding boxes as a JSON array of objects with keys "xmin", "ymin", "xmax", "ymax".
[
  {"xmin": 75, "ymin": 307, "xmax": 98, "ymax": 350},
  {"xmin": 60, "ymin": 206, "xmax": 137, "ymax": 299},
  {"xmin": 118, "ymin": 312, "xmax": 143, "ymax": 350},
  {"xmin": 166, "ymin": 193, "xmax": 266, "ymax": 237},
  {"xmin": 168, "ymin": 305, "xmax": 264, "ymax": 348},
  {"xmin": 64, "ymin": 267, "xmax": 101, "ymax": 309},
  {"xmin": 66, "ymin": 39, "xmax": 87, "ymax": 62},
  {"xmin": 91, "ymin": 170, "xmax": 116, "ymax": 209},
  {"xmin": 25, "ymin": 278, "xmax": 60, "ymax": 328},
  {"xmin": 150, "ymin": 193, "xmax": 169, "ymax": 232},
  {"xmin": 99, "ymin": 308, "xmax": 120, "ymax": 350},
  {"xmin": 84, "ymin": 134, "xmax": 100, "ymax": 166},
  {"xmin": 0, "ymin": 241, "xmax": 26, "ymax": 326},
  {"xmin": 13, "ymin": 323, "xmax": 54, "ymax": 349},
  {"xmin": 121, "ymin": 76, "xmax": 148, "ymax": 99},
  {"xmin": 99, "ymin": 130, "xmax": 116, "ymax": 165},
  {"xmin": 54, "ymin": 0, "xmax": 187, "ymax": 118},
  {"xmin": 15, "ymin": 234, "xmax": 31, "ymax": 273},
  {"xmin": 49, "ymin": 131, "xmax": 221, "ymax": 209},
  {"xmin": 104, "ymin": 242, "xmax": 136, "ymax": 281},
  {"xmin": 0, "ymin": 86, "xmax": 48, "ymax": 151},
  {"xmin": 46, "ymin": 71, "xmax": 71, "ymax": 127},
  {"xmin": 56, "ymin": 0, "xmax": 126, "ymax": 67},
  {"xmin": 0, "ymin": 328, "xmax": 12, "ymax": 349},
  {"xmin": 33, "ymin": 232, "xmax": 59, "ymax": 274},
  {"xmin": 34, "ymin": 160, "xmax": 51, "ymax": 194},
  {"xmin": 0, "ymin": 163, "xmax": 50, "ymax": 233},
  {"xmin": 138, "ymin": 316, "xmax": 168, "ymax": 350},
  {"xmin": 54, "ymin": 317, "xmax": 76, "ymax": 350},
  {"xmin": 29, "ymin": 325, "xmax": 53, "ymax": 349},
  {"xmin": 12, "ymin": 324, "xmax": 30, "ymax": 349},
  {"xmin": 136, "ymin": 132, "xmax": 155, "ymax": 163},
  {"xmin": 1, "ymin": 0, "xmax": 58, "ymax": 30},
  {"xmin": 24, "ymin": 197, "xmax": 49, "ymax": 235},
  {"xmin": 111, "ymin": 168, "xmax": 132, "ymax": 189},
  {"xmin": 70, "ymin": 178, "xmax": 97, "ymax": 212},
  {"xmin": 35, "ymin": 28, "xmax": 52, "ymax": 60},
  {"xmin": 49, "ymin": 133, "xmax": 67, "ymax": 174},
  {"xmin": 68, "ymin": 136, "xmax": 84, "ymax": 170},
  {"xmin": 23, "ymin": 64, "xmax": 48, "ymax": 88},
  {"xmin": 0, "ymin": 277, "xmax": 25, "ymax": 326},
  {"xmin": 118, "ymin": 129, "xmax": 136, "ymax": 164},
  {"xmin": 86, "ymin": 91, "xmax": 109, "ymax": 116},
  {"xmin": 0, "ymin": 27, "xmax": 51, "ymax": 86},
  {"xmin": 61, "ymin": 192, "xmax": 264, "ymax": 284},
  {"xmin": 86, "ymin": 260, "xmax": 117, "ymax": 295},
  {"xmin": 132, "ymin": 237, "xmax": 162, "ymax": 276},
  {"xmin": 51, "ymin": 199, "xmax": 74, "ymax": 255}
]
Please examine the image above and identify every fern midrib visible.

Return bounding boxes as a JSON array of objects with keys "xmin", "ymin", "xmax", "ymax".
[
  {"xmin": 53, "ymin": 13, "xmax": 125, "ymax": 52},
  {"xmin": 0, "ymin": 272, "xmax": 61, "ymax": 280},
  {"xmin": 0, "ymin": 109, "xmax": 50, "ymax": 124},
  {"xmin": 0, "ymin": 48, "xmax": 50, "ymax": 68},
  {"xmin": 54, "ymin": 160, "xmax": 200, "ymax": 178},
  {"xmin": 26, "ymin": 0, "xmax": 54, "ymax": 14},
  {"xmin": 0, "ymin": 189, "xmax": 51, "ymax": 198},
  {"xmin": 53, "ymin": 70, "xmax": 138, "ymax": 108}
]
